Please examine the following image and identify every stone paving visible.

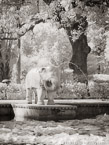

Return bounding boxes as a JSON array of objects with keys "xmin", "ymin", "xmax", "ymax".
[{"xmin": 0, "ymin": 114, "xmax": 109, "ymax": 144}]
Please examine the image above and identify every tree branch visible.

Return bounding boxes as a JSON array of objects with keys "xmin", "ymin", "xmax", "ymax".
[
  {"xmin": 18, "ymin": 17, "xmax": 44, "ymax": 37},
  {"xmin": 0, "ymin": 37, "xmax": 17, "ymax": 40},
  {"xmin": 0, "ymin": 15, "xmax": 45, "ymax": 40}
]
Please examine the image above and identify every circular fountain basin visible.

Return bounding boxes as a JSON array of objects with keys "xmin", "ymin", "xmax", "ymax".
[{"xmin": 13, "ymin": 104, "xmax": 77, "ymax": 121}]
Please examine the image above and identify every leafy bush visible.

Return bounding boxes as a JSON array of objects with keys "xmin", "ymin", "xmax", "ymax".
[
  {"xmin": 58, "ymin": 82, "xmax": 87, "ymax": 99},
  {"xmin": 58, "ymin": 71, "xmax": 88, "ymax": 99},
  {"xmin": 0, "ymin": 74, "xmax": 109, "ymax": 100},
  {"xmin": 58, "ymin": 79, "xmax": 109, "ymax": 100},
  {"xmin": 0, "ymin": 83, "xmax": 7, "ymax": 100},
  {"xmin": 89, "ymin": 81, "xmax": 109, "ymax": 99},
  {"xmin": 0, "ymin": 83, "xmax": 26, "ymax": 100}
]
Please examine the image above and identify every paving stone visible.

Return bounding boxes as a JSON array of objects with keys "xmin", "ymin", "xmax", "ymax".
[{"xmin": 0, "ymin": 116, "xmax": 109, "ymax": 144}]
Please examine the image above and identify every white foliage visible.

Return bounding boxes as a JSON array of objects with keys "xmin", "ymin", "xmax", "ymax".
[
  {"xmin": 22, "ymin": 21, "xmax": 72, "ymax": 68},
  {"xmin": 61, "ymin": 0, "xmax": 72, "ymax": 11},
  {"xmin": 105, "ymin": 31, "xmax": 109, "ymax": 61},
  {"xmin": 93, "ymin": 74, "xmax": 109, "ymax": 82},
  {"xmin": 87, "ymin": 24, "xmax": 105, "ymax": 53}
]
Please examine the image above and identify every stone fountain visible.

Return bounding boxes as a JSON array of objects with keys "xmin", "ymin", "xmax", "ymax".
[
  {"xmin": 1, "ymin": 71, "xmax": 109, "ymax": 121},
  {"xmin": 13, "ymin": 103, "xmax": 77, "ymax": 121}
]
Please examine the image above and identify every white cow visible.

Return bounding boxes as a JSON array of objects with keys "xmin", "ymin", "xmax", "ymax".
[{"xmin": 25, "ymin": 65, "xmax": 61, "ymax": 105}]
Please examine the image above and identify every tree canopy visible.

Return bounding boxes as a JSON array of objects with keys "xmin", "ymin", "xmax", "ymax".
[{"xmin": 0, "ymin": 0, "xmax": 109, "ymax": 82}]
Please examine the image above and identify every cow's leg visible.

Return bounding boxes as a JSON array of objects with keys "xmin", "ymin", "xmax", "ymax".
[
  {"xmin": 47, "ymin": 92, "xmax": 55, "ymax": 105},
  {"xmin": 26, "ymin": 88, "xmax": 32, "ymax": 104},
  {"xmin": 36, "ymin": 88, "xmax": 45, "ymax": 105},
  {"xmin": 33, "ymin": 88, "xmax": 37, "ymax": 104}
]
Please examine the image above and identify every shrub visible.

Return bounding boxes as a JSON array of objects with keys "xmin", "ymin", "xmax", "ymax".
[
  {"xmin": 89, "ymin": 81, "xmax": 109, "ymax": 99},
  {"xmin": 0, "ymin": 83, "xmax": 26, "ymax": 100},
  {"xmin": 0, "ymin": 75, "xmax": 109, "ymax": 100},
  {"xmin": 58, "ymin": 82, "xmax": 87, "ymax": 99}
]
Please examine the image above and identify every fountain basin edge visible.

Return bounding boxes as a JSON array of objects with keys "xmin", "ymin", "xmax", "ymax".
[
  {"xmin": 12, "ymin": 104, "xmax": 77, "ymax": 121},
  {"xmin": 1, "ymin": 99, "xmax": 109, "ymax": 121}
]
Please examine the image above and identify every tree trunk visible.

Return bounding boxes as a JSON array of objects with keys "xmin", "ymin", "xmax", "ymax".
[
  {"xmin": 3, "ymin": 54, "xmax": 10, "ymax": 80},
  {"xmin": 0, "ymin": 50, "xmax": 4, "ymax": 82},
  {"xmin": 15, "ymin": 6, "xmax": 21, "ymax": 84},
  {"xmin": 69, "ymin": 33, "xmax": 91, "ymax": 81},
  {"xmin": 16, "ymin": 38, "xmax": 21, "ymax": 84},
  {"xmin": 0, "ymin": 40, "xmax": 11, "ymax": 82}
]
